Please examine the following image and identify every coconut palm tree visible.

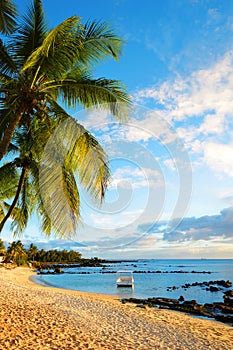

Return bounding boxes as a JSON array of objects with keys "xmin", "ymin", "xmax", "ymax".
[
  {"xmin": 0, "ymin": 238, "xmax": 5, "ymax": 255},
  {"xmin": 6, "ymin": 240, "xmax": 27, "ymax": 265},
  {"xmin": 27, "ymin": 243, "xmax": 38, "ymax": 262},
  {"xmin": 0, "ymin": 0, "xmax": 17, "ymax": 35},
  {"xmin": 0, "ymin": 0, "xmax": 131, "ymax": 236},
  {"xmin": 0, "ymin": 110, "xmax": 110, "ymax": 237},
  {"xmin": 0, "ymin": 0, "xmax": 130, "ymax": 161}
]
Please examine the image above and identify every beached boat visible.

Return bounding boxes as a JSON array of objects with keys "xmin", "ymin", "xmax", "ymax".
[{"xmin": 116, "ymin": 270, "xmax": 134, "ymax": 287}]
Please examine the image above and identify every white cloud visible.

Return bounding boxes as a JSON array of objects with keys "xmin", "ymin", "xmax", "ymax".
[
  {"xmin": 163, "ymin": 159, "xmax": 176, "ymax": 171},
  {"xmin": 110, "ymin": 166, "xmax": 162, "ymax": 190},
  {"xmin": 199, "ymin": 113, "xmax": 225, "ymax": 135},
  {"xmin": 203, "ymin": 142, "xmax": 233, "ymax": 177},
  {"xmin": 135, "ymin": 51, "xmax": 233, "ymax": 178},
  {"xmin": 136, "ymin": 51, "xmax": 233, "ymax": 123}
]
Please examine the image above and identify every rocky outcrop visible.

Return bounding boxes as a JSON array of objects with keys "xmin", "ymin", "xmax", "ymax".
[{"xmin": 121, "ymin": 296, "xmax": 233, "ymax": 325}]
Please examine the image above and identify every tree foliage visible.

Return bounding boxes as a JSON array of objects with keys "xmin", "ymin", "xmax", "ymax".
[
  {"xmin": 0, "ymin": 0, "xmax": 17, "ymax": 35},
  {"xmin": 0, "ymin": 0, "xmax": 131, "ymax": 237},
  {"xmin": 2, "ymin": 240, "xmax": 83, "ymax": 265}
]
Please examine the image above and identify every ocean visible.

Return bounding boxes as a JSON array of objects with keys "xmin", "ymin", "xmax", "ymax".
[{"xmin": 34, "ymin": 259, "xmax": 233, "ymax": 304}]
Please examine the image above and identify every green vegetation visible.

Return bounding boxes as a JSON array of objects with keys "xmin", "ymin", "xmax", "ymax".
[
  {"xmin": 0, "ymin": 238, "xmax": 83, "ymax": 265},
  {"xmin": 0, "ymin": 0, "xmax": 17, "ymax": 35},
  {"xmin": 0, "ymin": 0, "xmax": 131, "ymax": 237}
]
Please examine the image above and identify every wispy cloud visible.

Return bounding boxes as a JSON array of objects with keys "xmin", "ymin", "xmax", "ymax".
[
  {"xmin": 136, "ymin": 51, "xmax": 233, "ymax": 123},
  {"xmin": 135, "ymin": 51, "xmax": 233, "ymax": 178}
]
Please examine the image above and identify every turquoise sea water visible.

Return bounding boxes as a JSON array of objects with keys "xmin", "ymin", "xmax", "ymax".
[{"xmin": 34, "ymin": 259, "xmax": 233, "ymax": 304}]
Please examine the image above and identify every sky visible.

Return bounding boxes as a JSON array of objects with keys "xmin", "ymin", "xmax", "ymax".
[{"xmin": 2, "ymin": 0, "xmax": 233, "ymax": 259}]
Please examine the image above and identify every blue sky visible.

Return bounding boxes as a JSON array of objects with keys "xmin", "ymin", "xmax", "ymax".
[{"xmin": 2, "ymin": 0, "xmax": 233, "ymax": 259}]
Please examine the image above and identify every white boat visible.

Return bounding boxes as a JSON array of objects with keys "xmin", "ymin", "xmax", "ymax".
[{"xmin": 116, "ymin": 270, "xmax": 134, "ymax": 287}]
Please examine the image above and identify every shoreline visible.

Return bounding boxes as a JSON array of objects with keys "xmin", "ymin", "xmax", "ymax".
[
  {"xmin": 0, "ymin": 267, "xmax": 233, "ymax": 349},
  {"xmin": 32, "ymin": 271, "xmax": 233, "ymax": 325}
]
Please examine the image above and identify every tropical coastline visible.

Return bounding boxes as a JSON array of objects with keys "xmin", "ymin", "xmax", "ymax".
[{"xmin": 0, "ymin": 266, "xmax": 232, "ymax": 350}]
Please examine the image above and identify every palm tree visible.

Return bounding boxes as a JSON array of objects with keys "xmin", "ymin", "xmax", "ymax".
[
  {"xmin": 0, "ymin": 0, "xmax": 130, "ymax": 161},
  {"xmin": 0, "ymin": 109, "xmax": 112, "ymax": 237},
  {"xmin": 0, "ymin": 0, "xmax": 131, "ymax": 236},
  {"xmin": 27, "ymin": 243, "xmax": 38, "ymax": 262},
  {"xmin": 0, "ymin": 0, "xmax": 17, "ymax": 35},
  {"xmin": 0, "ymin": 238, "xmax": 5, "ymax": 255},
  {"xmin": 6, "ymin": 240, "xmax": 27, "ymax": 265}
]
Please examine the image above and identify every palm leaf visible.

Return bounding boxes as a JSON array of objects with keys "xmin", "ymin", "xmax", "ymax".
[
  {"xmin": 39, "ymin": 117, "xmax": 109, "ymax": 236},
  {"xmin": 67, "ymin": 131, "xmax": 110, "ymax": 203},
  {"xmin": 0, "ymin": 162, "xmax": 19, "ymax": 200},
  {"xmin": 44, "ymin": 76, "xmax": 131, "ymax": 120},
  {"xmin": 22, "ymin": 15, "xmax": 82, "ymax": 80},
  {"xmin": 0, "ymin": 0, "xmax": 17, "ymax": 35},
  {"xmin": 38, "ymin": 207, "xmax": 52, "ymax": 236},
  {"xmin": 0, "ymin": 108, "xmax": 12, "ymax": 141},
  {"xmin": 39, "ymin": 159, "xmax": 80, "ymax": 238},
  {"xmin": 29, "ymin": 158, "xmax": 52, "ymax": 236},
  {"xmin": 12, "ymin": 0, "xmax": 48, "ymax": 66},
  {"xmin": 3, "ymin": 202, "xmax": 26, "ymax": 235},
  {"xmin": 0, "ymin": 38, "xmax": 18, "ymax": 77},
  {"xmin": 81, "ymin": 20, "xmax": 122, "ymax": 64},
  {"xmin": 3, "ymin": 169, "xmax": 33, "ymax": 235}
]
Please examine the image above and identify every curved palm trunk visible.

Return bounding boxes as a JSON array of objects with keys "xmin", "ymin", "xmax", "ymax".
[
  {"xmin": 0, "ymin": 111, "xmax": 24, "ymax": 161},
  {"xmin": 0, "ymin": 166, "xmax": 26, "ymax": 232}
]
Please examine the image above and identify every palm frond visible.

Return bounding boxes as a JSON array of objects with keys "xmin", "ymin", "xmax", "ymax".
[
  {"xmin": 37, "ymin": 201, "xmax": 52, "ymax": 236},
  {"xmin": 39, "ymin": 158, "xmax": 80, "ymax": 238},
  {"xmin": 12, "ymin": 0, "xmax": 48, "ymax": 66},
  {"xmin": 23, "ymin": 15, "xmax": 82, "ymax": 80},
  {"xmin": 39, "ymin": 117, "xmax": 109, "ymax": 237},
  {"xmin": 0, "ymin": 162, "xmax": 19, "ymax": 200},
  {"xmin": 65, "ymin": 128, "xmax": 110, "ymax": 203},
  {"xmin": 29, "ymin": 158, "xmax": 52, "ymax": 236},
  {"xmin": 0, "ymin": 0, "xmax": 17, "ymax": 35},
  {"xmin": 0, "ymin": 4, "xmax": 130, "ymax": 238},
  {"xmin": 81, "ymin": 20, "xmax": 122, "ymax": 64},
  {"xmin": 0, "ymin": 38, "xmax": 18, "ymax": 77},
  {"xmin": 3, "ymin": 202, "xmax": 27, "ymax": 235},
  {"xmin": 44, "ymin": 77, "xmax": 131, "ymax": 121},
  {"xmin": 0, "ymin": 108, "xmax": 11, "ymax": 141},
  {"xmin": 39, "ymin": 95, "xmax": 71, "ymax": 124},
  {"xmin": 4, "ymin": 170, "xmax": 32, "ymax": 236}
]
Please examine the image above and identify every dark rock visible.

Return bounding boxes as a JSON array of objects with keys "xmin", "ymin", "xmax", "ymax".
[
  {"xmin": 54, "ymin": 267, "xmax": 64, "ymax": 274},
  {"xmin": 215, "ymin": 315, "xmax": 233, "ymax": 324},
  {"xmin": 178, "ymin": 296, "xmax": 185, "ymax": 302},
  {"xmin": 224, "ymin": 290, "xmax": 233, "ymax": 297},
  {"xmin": 215, "ymin": 280, "xmax": 232, "ymax": 288},
  {"xmin": 121, "ymin": 297, "xmax": 233, "ymax": 326},
  {"xmin": 224, "ymin": 296, "xmax": 233, "ymax": 306},
  {"xmin": 183, "ymin": 300, "xmax": 198, "ymax": 305},
  {"xmin": 209, "ymin": 286, "xmax": 221, "ymax": 292}
]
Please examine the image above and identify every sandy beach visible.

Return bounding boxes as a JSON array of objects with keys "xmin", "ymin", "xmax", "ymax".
[{"xmin": 0, "ymin": 267, "xmax": 232, "ymax": 349}]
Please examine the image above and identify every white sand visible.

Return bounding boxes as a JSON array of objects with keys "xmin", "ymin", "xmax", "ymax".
[{"xmin": 0, "ymin": 266, "xmax": 232, "ymax": 349}]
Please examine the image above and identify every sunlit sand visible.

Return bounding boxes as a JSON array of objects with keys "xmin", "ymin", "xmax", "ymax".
[{"xmin": 0, "ymin": 267, "xmax": 232, "ymax": 349}]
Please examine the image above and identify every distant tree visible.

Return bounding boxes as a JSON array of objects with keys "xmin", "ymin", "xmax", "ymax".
[
  {"xmin": 0, "ymin": 238, "xmax": 5, "ymax": 255},
  {"xmin": 6, "ymin": 240, "xmax": 27, "ymax": 265},
  {"xmin": 36, "ymin": 248, "xmax": 46, "ymax": 262},
  {"xmin": 27, "ymin": 243, "xmax": 38, "ymax": 262}
]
